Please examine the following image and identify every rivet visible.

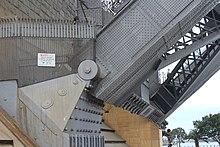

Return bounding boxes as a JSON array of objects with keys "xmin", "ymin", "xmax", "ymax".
[
  {"xmin": 84, "ymin": 88, "xmax": 89, "ymax": 92},
  {"xmin": 89, "ymin": 84, "xmax": 94, "ymax": 89},
  {"xmin": 72, "ymin": 78, "xmax": 79, "ymax": 85},
  {"xmin": 71, "ymin": 129, "xmax": 74, "ymax": 132},
  {"xmin": 3, "ymin": 98, "xmax": 7, "ymax": 101},
  {"xmin": 57, "ymin": 89, "xmax": 67, "ymax": 96},
  {"xmin": 41, "ymin": 98, "xmax": 54, "ymax": 109}
]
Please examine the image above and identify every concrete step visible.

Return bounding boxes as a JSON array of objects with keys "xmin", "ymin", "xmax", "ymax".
[
  {"xmin": 101, "ymin": 122, "xmax": 130, "ymax": 146},
  {"xmin": 101, "ymin": 131, "xmax": 125, "ymax": 143},
  {"xmin": 101, "ymin": 123, "xmax": 114, "ymax": 132},
  {"xmin": 105, "ymin": 143, "xmax": 130, "ymax": 147}
]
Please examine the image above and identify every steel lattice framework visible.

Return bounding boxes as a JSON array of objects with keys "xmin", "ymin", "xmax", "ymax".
[{"xmin": 151, "ymin": 9, "xmax": 220, "ymax": 121}]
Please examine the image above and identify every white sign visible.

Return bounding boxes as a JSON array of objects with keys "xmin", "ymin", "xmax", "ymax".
[{"xmin": 37, "ymin": 53, "xmax": 55, "ymax": 67}]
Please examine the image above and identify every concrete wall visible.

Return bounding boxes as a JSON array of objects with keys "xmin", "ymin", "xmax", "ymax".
[{"xmin": 103, "ymin": 104, "xmax": 162, "ymax": 147}]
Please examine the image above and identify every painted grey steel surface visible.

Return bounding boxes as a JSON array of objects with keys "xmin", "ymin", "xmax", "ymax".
[
  {"xmin": 149, "ymin": 8, "xmax": 220, "ymax": 123},
  {"xmin": 120, "ymin": 94, "xmax": 149, "ymax": 115},
  {"xmin": 0, "ymin": 18, "xmax": 94, "ymax": 38},
  {"xmin": 70, "ymin": 135, "xmax": 104, "ymax": 147},
  {"xmin": 160, "ymin": 42, "xmax": 220, "ymax": 121},
  {"xmin": 0, "ymin": 38, "xmax": 95, "ymax": 87},
  {"xmin": 0, "ymin": 0, "xmax": 77, "ymax": 19},
  {"xmin": 18, "ymin": 99, "xmax": 70, "ymax": 147},
  {"xmin": 151, "ymin": 39, "xmax": 220, "ymax": 123},
  {"xmin": 77, "ymin": 0, "xmax": 103, "ymax": 26},
  {"xmin": 159, "ymin": 8, "xmax": 220, "ymax": 69},
  {"xmin": 78, "ymin": 60, "xmax": 99, "ymax": 81},
  {"xmin": 65, "ymin": 92, "xmax": 104, "ymax": 136},
  {"xmin": 0, "ymin": 80, "xmax": 17, "ymax": 120},
  {"xmin": 94, "ymin": 0, "xmax": 219, "ymax": 107}
]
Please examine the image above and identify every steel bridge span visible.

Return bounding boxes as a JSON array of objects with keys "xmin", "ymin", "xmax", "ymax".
[{"xmin": 0, "ymin": 0, "xmax": 220, "ymax": 146}]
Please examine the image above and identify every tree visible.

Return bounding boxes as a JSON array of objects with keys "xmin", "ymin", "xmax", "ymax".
[
  {"xmin": 195, "ymin": 113, "xmax": 220, "ymax": 145},
  {"xmin": 163, "ymin": 127, "xmax": 187, "ymax": 147},
  {"xmin": 171, "ymin": 127, "xmax": 187, "ymax": 147},
  {"xmin": 187, "ymin": 128, "xmax": 205, "ymax": 147},
  {"xmin": 161, "ymin": 120, "xmax": 172, "ymax": 146},
  {"xmin": 161, "ymin": 120, "xmax": 169, "ymax": 136}
]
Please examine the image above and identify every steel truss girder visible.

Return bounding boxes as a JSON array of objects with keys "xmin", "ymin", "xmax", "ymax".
[
  {"xmin": 151, "ymin": 40, "xmax": 220, "ymax": 115},
  {"xmin": 160, "ymin": 9, "xmax": 220, "ymax": 69},
  {"xmin": 95, "ymin": 0, "xmax": 220, "ymax": 105}
]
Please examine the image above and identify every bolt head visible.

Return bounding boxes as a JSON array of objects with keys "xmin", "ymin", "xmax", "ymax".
[{"xmin": 84, "ymin": 66, "xmax": 92, "ymax": 74}]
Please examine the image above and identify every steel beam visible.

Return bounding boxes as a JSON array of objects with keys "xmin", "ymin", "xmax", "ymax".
[{"xmin": 159, "ymin": 31, "xmax": 220, "ymax": 69}]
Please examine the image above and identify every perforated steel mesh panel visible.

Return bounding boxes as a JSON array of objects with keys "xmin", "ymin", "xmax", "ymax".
[
  {"xmin": 97, "ymin": 6, "xmax": 160, "ymax": 72},
  {"xmin": 139, "ymin": 0, "xmax": 173, "ymax": 27},
  {"xmin": 157, "ymin": 0, "xmax": 193, "ymax": 17}
]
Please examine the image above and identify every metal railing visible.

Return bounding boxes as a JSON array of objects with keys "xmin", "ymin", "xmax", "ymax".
[{"xmin": 0, "ymin": 17, "xmax": 95, "ymax": 38}]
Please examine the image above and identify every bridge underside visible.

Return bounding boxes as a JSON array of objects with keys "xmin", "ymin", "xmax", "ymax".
[{"xmin": 0, "ymin": 0, "xmax": 220, "ymax": 147}]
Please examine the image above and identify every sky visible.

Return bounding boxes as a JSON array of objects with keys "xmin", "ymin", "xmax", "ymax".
[{"xmin": 166, "ymin": 70, "xmax": 220, "ymax": 133}]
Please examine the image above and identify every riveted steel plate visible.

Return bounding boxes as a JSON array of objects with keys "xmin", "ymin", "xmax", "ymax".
[
  {"xmin": 65, "ymin": 92, "xmax": 104, "ymax": 136},
  {"xmin": 19, "ymin": 74, "xmax": 85, "ymax": 131},
  {"xmin": 95, "ymin": 0, "xmax": 219, "ymax": 105}
]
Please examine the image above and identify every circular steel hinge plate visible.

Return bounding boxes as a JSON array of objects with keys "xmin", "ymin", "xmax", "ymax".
[{"xmin": 78, "ymin": 60, "xmax": 99, "ymax": 80}]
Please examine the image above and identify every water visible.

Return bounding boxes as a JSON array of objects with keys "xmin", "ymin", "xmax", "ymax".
[{"xmin": 163, "ymin": 142, "xmax": 219, "ymax": 147}]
